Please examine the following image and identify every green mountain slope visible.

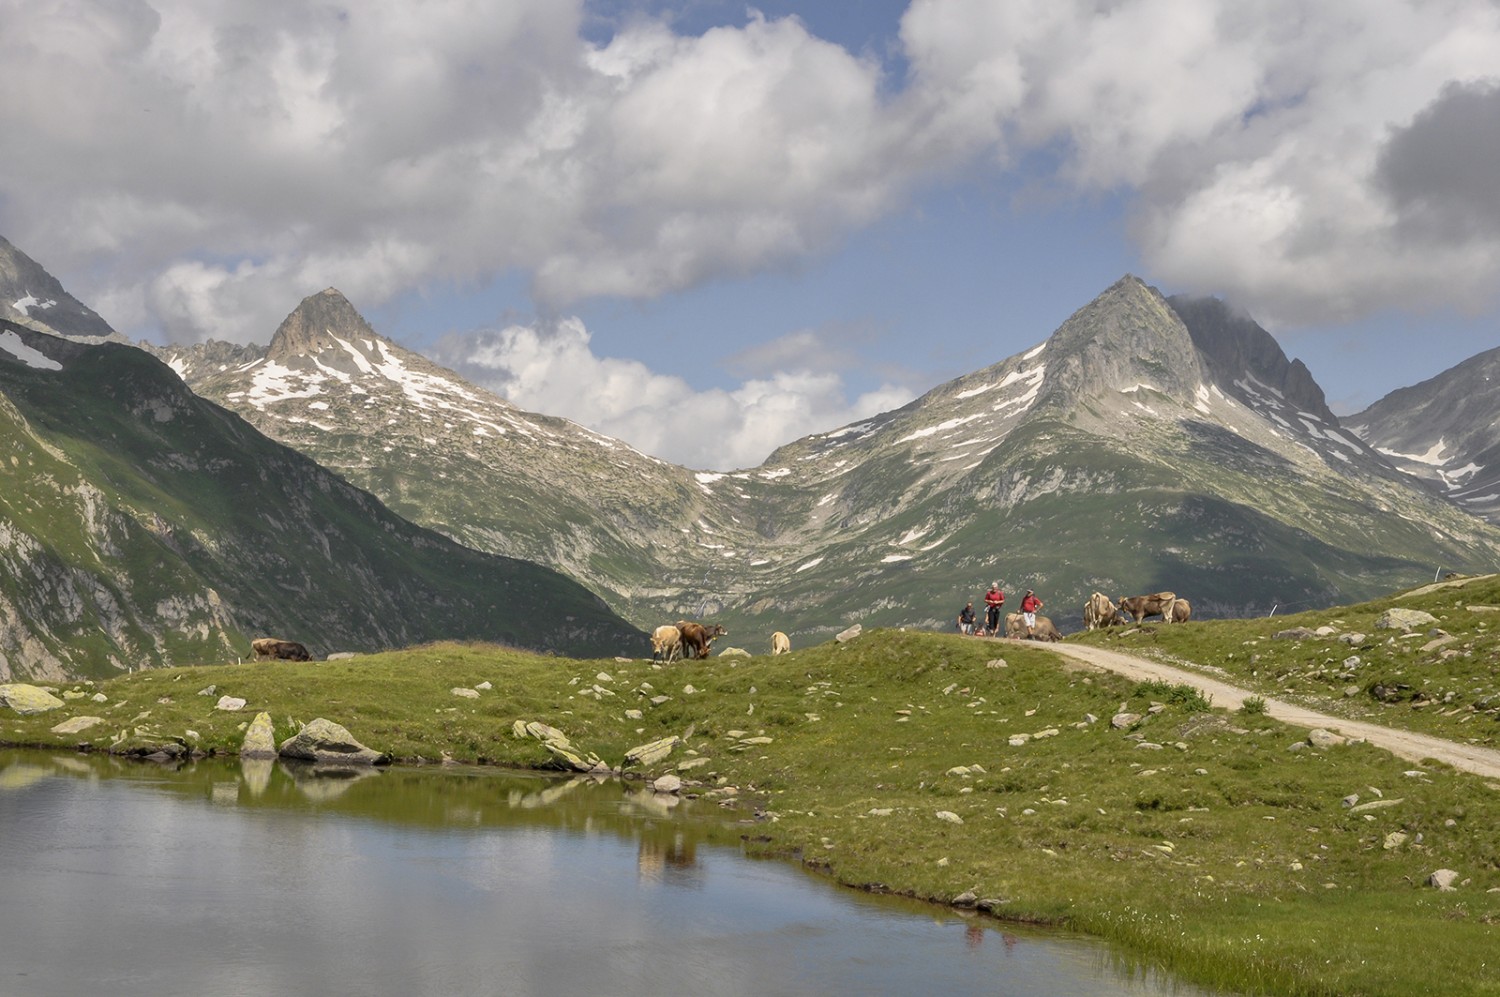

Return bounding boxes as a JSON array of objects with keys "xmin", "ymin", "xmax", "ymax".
[{"xmin": 0, "ymin": 321, "xmax": 644, "ymax": 680}]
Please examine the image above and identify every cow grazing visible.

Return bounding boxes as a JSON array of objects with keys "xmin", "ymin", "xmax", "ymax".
[
  {"xmin": 651, "ymin": 625, "xmax": 682, "ymax": 663},
  {"xmin": 676, "ymin": 621, "xmax": 727, "ymax": 660},
  {"xmin": 771, "ymin": 631, "xmax": 791, "ymax": 655},
  {"xmin": 1083, "ymin": 591, "xmax": 1116, "ymax": 630},
  {"xmin": 252, "ymin": 637, "xmax": 312, "ymax": 661},
  {"xmin": 1117, "ymin": 592, "xmax": 1177, "ymax": 625},
  {"xmin": 1169, "ymin": 598, "xmax": 1192, "ymax": 623},
  {"xmin": 1005, "ymin": 612, "xmax": 1061, "ymax": 642}
]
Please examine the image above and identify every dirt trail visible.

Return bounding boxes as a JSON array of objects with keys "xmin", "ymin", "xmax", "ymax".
[{"xmin": 1039, "ymin": 641, "xmax": 1500, "ymax": 782}]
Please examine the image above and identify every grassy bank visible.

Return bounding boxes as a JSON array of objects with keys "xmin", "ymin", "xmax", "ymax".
[
  {"xmin": 1072, "ymin": 574, "xmax": 1500, "ymax": 749},
  {"xmin": 5, "ymin": 629, "xmax": 1499, "ymax": 996}
]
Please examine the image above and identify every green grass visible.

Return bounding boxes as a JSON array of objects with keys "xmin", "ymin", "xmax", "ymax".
[
  {"xmin": 1071, "ymin": 573, "xmax": 1500, "ymax": 747},
  {"xmin": 5, "ymin": 626, "xmax": 1499, "ymax": 996}
]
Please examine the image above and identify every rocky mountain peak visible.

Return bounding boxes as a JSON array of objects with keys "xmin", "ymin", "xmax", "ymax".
[
  {"xmin": 1167, "ymin": 293, "xmax": 1335, "ymax": 422},
  {"xmin": 265, "ymin": 287, "xmax": 382, "ymax": 362},
  {"xmin": 0, "ymin": 234, "xmax": 119, "ymax": 341},
  {"xmin": 1031, "ymin": 274, "xmax": 1206, "ymax": 413}
]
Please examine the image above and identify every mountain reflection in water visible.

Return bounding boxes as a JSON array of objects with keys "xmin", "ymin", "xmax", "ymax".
[{"xmin": 0, "ymin": 750, "xmax": 1228, "ymax": 997}]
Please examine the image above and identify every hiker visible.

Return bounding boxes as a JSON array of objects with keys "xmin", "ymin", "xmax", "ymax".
[
  {"xmin": 983, "ymin": 582, "xmax": 1005, "ymax": 636},
  {"xmin": 1021, "ymin": 589, "xmax": 1043, "ymax": 636},
  {"xmin": 957, "ymin": 602, "xmax": 976, "ymax": 635}
]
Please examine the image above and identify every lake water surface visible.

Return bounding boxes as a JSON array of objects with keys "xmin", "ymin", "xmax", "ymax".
[{"xmin": 0, "ymin": 749, "xmax": 1228, "ymax": 996}]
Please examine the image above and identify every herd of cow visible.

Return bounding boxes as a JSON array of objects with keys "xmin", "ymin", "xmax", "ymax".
[
  {"xmin": 247, "ymin": 591, "xmax": 1188, "ymax": 668},
  {"xmin": 1083, "ymin": 590, "xmax": 1192, "ymax": 629}
]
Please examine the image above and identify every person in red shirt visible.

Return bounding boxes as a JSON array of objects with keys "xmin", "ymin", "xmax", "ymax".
[
  {"xmin": 1021, "ymin": 590, "xmax": 1043, "ymax": 637},
  {"xmin": 983, "ymin": 583, "xmax": 1005, "ymax": 636}
]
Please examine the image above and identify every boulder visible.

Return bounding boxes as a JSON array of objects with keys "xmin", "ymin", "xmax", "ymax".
[
  {"xmin": 1272, "ymin": 627, "xmax": 1317, "ymax": 641},
  {"xmin": 624, "ymin": 736, "xmax": 681, "ymax": 768},
  {"xmin": 1375, "ymin": 608, "xmax": 1438, "ymax": 631},
  {"xmin": 278, "ymin": 718, "xmax": 389, "ymax": 765},
  {"xmin": 241, "ymin": 711, "xmax": 278, "ymax": 758},
  {"xmin": 718, "ymin": 646, "xmax": 751, "ymax": 657},
  {"xmin": 1428, "ymin": 869, "xmax": 1460, "ymax": 892},
  {"xmin": 935, "ymin": 810, "xmax": 964, "ymax": 824},
  {"xmin": 215, "ymin": 695, "xmax": 247, "ymax": 712},
  {"xmin": 1111, "ymin": 712, "xmax": 1142, "ymax": 729},
  {"xmin": 1308, "ymin": 729, "xmax": 1347, "ymax": 748},
  {"xmin": 652, "ymin": 773, "xmax": 683, "ymax": 794},
  {"xmin": 836, "ymin": 624, "xmax": 863, "ymax": 643},
  {"xmin": 50, "ymin": 716, "xmax": 104, "ymax": 734},
  {"xmin": 0, "ymin": 684, "xmax": 66, "ymax": 715}
]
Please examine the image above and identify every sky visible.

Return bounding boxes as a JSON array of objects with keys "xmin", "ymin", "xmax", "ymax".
[{"xmin": 2, "ymin": 0, "xmax": 1498, "ymax": 470}]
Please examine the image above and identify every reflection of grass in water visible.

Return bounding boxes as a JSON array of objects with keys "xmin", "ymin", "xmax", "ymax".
[{"xmin": 3, "ymin": 619, "xmax": 1499, "ymax": 996}]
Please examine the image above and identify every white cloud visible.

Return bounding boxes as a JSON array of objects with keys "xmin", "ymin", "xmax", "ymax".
[
  {"xmin": 434, "ymin": 317, "xmax": 912, "ymax": 469},
  {"xmin": 3, "ymin": 0, "xmax": 1500, "ymax": 341}
]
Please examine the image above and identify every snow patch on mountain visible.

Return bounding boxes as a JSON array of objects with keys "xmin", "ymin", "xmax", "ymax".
[
  {"xmin": 11, "ymin": 293, "xmax": 56, "ymax": 315},
  {"xmin": 1378, "ymin": 439, "xmax": 1452, "ymax": 466},
  {"xmin": 0, "ymin": 330, "xmax": 62, "ymax": 370}
]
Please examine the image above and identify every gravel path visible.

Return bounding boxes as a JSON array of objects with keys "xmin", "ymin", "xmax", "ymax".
[{"xmin": 1040, "ymin": 641, "xmax": 1500, "ymax": 782}]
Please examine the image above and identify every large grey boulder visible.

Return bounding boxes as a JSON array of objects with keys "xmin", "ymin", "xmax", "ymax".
[
  {"xmin": 1376, "ymin": 608, "xmax": 1438, "ymax": 631},
  {"xmin": 0, "ymin": 684, "xmax": 65, "ymax": 715},
  {"xmin": 278, "ymin": 718, "xmax": 388, "ymax": 765},
  {"xmin": 836, "ymin": 624, "xmax": 863, "ymax": 643}
]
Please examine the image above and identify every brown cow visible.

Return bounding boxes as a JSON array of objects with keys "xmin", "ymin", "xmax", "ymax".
[
  {"xmin": 1169, "ymin": 598, "xmax": 1192, "ymax": 623},
  {"xmin": 252, "ymin": 637, "xmax": 312, "ymax": 661},
  {"xmin": 675, "ymin": 621, "xmax": 727, "ymax": 660},
  {"xmin": 1005, "ymin": 612, "xmax": 1061, "ymax": 641},
  {"xmin": 1117, "ymin": 592, "xmax": 1177, "ymax": 624},
  {"xmin": 1083, "ymin": 591, "xmax": 1116, "ymax": 630}
]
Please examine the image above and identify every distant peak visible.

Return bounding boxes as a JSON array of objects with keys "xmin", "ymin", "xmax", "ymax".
[{"xmin": 266, "ymin": 287, "xmax": 382, "ymax": 360}]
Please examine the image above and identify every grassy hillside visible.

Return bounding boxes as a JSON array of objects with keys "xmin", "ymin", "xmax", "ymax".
[
  {"xmin": 0, "ymin": 329, "xmax": 644, "ymax": 679},
  {"xmin": 5, "ymin": 623, "xmax": 1497, "ymax": 996}
]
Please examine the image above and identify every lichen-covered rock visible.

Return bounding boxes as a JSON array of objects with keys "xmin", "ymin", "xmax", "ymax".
[
  {"xmin": 278, "ymin": 718, "xmax": 388, "ymax": 765},
  {"xmin": 1375, "ymin": 608, "xmax": 1438, "ymax": 631},
  {"xmin": 1428, "ymin": 868, "xmax": 1459, "ymax": 891},
  {"xmin": 215, "ymin": 695, "xmax": 247, "ymax": 712},
  {"xmin": 624, "ymin": 736, "xmax": 681, "ymax": 768},
  {"xmin": 0, "ymin": 684, "xmax": 65, "ymax": 716},
  {"xmin": 836, "ymin": 625, "xmax": 863, "ymax": 643},
  {"xmin": 241, "ymin": 712, "xmax": 278, "ymax": 758},
  {"xmin": 50, "ymin": 716, "xmax": 104, "ymax": 735}
]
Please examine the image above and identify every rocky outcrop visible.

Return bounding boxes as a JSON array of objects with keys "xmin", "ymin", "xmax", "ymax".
[{"xmin": 277, "ymin": 718, "xmax": 388, "ymax": 765}]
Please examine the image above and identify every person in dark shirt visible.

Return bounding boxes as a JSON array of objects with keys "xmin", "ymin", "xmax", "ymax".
[{"xmin": 957, "ymin": 602, "xmax": 976, "ymax": 635}]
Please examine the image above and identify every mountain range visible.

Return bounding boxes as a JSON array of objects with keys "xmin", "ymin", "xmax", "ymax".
[
  {"xmin": 153, "ymin": 273, "xmax": 1500, "ymax": 640},
  {"xmin": 3, "ymin": 232, "xmax": 1498, "ymax": 679}
]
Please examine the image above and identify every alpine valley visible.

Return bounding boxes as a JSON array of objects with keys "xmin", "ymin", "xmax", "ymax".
[{"xmin": 3, "ymin": 231, "xmax": 1498, "ymax": 681}]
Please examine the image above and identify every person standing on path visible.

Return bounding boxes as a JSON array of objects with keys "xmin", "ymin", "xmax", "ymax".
[
  {"xmin": 984, "ymin": 583, "xmax": 1005, "ymax": 636},
  {"xmin": 1021, "ymin": 590, "xmax": 1043, "ymax": 637},
  {"xmin": 957, "ymin": 602, "xmax": 977, "ymax": 635}
]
